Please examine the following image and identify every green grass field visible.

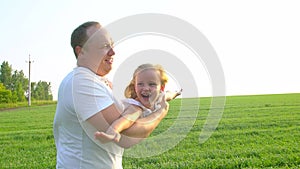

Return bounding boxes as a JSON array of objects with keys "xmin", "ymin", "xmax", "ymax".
[{"xmin": 0, "ymin": 93, "xmax": 299, "ymax": 168}]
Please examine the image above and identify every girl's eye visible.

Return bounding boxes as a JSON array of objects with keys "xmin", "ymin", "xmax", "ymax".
[
  {"xmin": 137, "ymin": 83, "xmax": 144, "ymax": 86},
  {"xmin": 149, "ymin": 83, "xmax": 157, "ymax": 87}
]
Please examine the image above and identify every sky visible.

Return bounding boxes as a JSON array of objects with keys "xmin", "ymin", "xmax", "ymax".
[{"xmin": 1, "ymin": 0, "xmax": 299, "ymax": 100}]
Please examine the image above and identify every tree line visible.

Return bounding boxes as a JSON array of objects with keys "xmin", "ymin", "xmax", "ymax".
[{"xmin": 0, "ymin": 61, "xmax": 53, "ymax": 103}]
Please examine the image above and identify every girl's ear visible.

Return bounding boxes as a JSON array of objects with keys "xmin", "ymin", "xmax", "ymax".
[{"xmin": 160, "ymin": 85, "xmax": 165, "ymax": 92}]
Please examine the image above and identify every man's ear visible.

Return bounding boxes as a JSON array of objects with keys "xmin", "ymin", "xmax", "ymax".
[{"xmin": 75, "ymin": 46, "xmax": 82, "ymax": 57}]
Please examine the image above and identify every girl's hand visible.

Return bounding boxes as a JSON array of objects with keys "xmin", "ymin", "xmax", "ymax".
[{"xmin": 165, "ymin": 89, "xmax": 183, "ymax": 101}]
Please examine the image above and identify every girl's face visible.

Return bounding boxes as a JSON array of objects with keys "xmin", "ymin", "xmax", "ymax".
[{"xmin": 134, "ymin": 69, "xmax": 162, "ymax": 109}]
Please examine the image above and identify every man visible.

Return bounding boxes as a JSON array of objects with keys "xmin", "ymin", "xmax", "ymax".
[{"xmin": 53, "ymin": 21, "xmax": 169, "ymax": 168}]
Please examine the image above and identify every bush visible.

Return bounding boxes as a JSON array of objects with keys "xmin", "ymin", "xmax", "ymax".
[{"xmin": 0, "ymin": 88, "xmax": 12, "ymax": 103}]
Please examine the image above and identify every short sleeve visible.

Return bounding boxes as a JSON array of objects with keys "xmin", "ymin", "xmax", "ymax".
[
  {"xmin": 70, "ymin": 68, "xmax": 124, "ymax": 156},
  {"xmin": 72, "ymin": 68, "xmax": 114, "ymax": 121}
]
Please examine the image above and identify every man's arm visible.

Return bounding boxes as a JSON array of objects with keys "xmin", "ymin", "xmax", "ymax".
[
  {"xmin": 87, "ymin": 104, "xmax": 122, "ymax": 133},
  {"xmin": 115, "ymin": 100, "xmax": 169, "ymax": 148},
  {"xmin": 110, "ymin": 106, "xmax": 142, "ymax": 133},
  {"xmin": 87, "ymin": 96, "xmax": 169, "ymax": 148},
  {"xmin": 94, "ymin": 106, "xmax": 142, "ymax": 143}
]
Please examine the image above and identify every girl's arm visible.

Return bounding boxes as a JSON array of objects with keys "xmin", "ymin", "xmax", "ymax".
[
  {"xmin": 94, "ymin": 106, "xmax": 142, "ymax": 143},
  {"xmin": 89, "ymin": 95, "xmax": 169, "ymax": 148},
  {"xmin": 116, "ymin": 100, "xmax": 169, "ymax": 148}
]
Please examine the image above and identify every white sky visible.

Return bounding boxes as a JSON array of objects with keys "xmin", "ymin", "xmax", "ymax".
[{"xmin": 1, "ymin": 0, "xmax": 299, "ymax": 100}]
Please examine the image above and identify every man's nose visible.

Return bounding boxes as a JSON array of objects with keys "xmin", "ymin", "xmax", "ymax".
[{"xmin": 107, "ymin": 48, "xmax": 115, "ymax": 56}]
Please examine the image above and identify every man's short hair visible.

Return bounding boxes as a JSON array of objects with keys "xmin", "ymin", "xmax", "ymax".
[{"xmin": 71, "ymin": 21, "xmax": 100, "ymax": 58}]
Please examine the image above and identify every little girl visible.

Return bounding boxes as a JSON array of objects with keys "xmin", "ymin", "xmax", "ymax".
[{"xmin": 94, "ymin": 63, "xmax": 182, "ymax": 143}]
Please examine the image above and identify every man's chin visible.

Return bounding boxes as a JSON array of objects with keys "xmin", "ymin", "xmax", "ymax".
[{"xmin": 103, "ymin": 67, "xmax": 112, "ymax": 75}]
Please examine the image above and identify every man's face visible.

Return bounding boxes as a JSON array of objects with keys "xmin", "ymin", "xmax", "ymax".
[
  {"xmin": 79, "ymin": 26, "xmax": 115, "ymax": 76},
  {"xmin": 93, "ymin": 28, "xmax": 115, "ymax": 76}
]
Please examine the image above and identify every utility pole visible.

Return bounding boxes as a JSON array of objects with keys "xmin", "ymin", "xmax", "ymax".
[{"xmin": 27, "ymin": 55, "xmax": 33, "ymax": 106}]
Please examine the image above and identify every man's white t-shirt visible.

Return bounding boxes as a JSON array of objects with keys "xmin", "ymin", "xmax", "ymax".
[{"xmin": 53, "ymin": 67, "xmax": 124, "ymax": 169}]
